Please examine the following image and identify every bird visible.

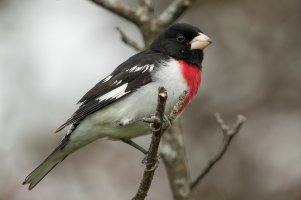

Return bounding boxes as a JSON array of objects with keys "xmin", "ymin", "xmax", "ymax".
[{"xmin": 22, "ymin": 23, "xmax": 212, "ymax": 190}]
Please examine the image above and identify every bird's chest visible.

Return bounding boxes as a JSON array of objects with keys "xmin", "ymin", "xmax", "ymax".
[
  {"xmin": 126, "ymin": 59, "xmax": 201, "ymax": 117},
  {"xmin": 177, "ymin": 60, "xmax": 201, "ymax": 111}
]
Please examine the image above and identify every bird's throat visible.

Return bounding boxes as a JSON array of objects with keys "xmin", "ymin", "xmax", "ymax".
[{"xmin": 178, "ymin": 60, "xmax": 201, "ymax": 111}]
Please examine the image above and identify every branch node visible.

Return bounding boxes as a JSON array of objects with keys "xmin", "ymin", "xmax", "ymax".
[
  {"xmin": 158, "ymin": 0, "xmax": 197, "ymax": 26},
  {"xmin": 139, "ymin": 0, "xmax": 154, "ymax": 13}
]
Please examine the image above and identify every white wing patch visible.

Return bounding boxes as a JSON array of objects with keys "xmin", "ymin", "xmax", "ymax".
[
  {"xmin": 102, "ymin": 75, "xmax": 112, "ymax": 83},
  {"xmin": 126, "ymin": 66, "xmax": 138, "ymax": 72},
  {"xmin": 142, "ymin": 64, "xmax": 155, "ymax": 73},
  {"xmin": 97, "ymin": 83, "xmax": 129, "ymax": 102},
  {"xmin": 111, "ymin": 80, "xmax": 123, "ymax": 86},
  {"xmin": 126, "ymin": 64, "xmax": 155, "ymax": 73}
]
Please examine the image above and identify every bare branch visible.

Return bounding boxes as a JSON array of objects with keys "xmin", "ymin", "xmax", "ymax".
[
  {"xmin": 191, "ymin": 113, "xmax": 246, "ymax": 189},
  {"xmin": 132, "ymin": 89, "xmax": 187, "ymax": 200},
  {"xmin": 167, "ymin": 91, "xmax": 188, "ymax": 122},
  {"xmin": 115, "ymin": 27, "xmax": 143, "ymax": 51},
  {"xmin": 161, "ymin": 121, "xmax": 194, "ymax": 200},
  {"xmin": 132, "ymin": 87, "xmax": 167, "ymax": 200},
  {"xmin": 159, "ymin": 0, "xmax": 197, "ymax": 26},
  {"xmin": 88, "ymin": 0, "xmax": 140, "ymax": 25}
]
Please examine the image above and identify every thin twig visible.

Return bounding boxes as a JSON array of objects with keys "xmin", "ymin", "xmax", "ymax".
[
  {"xmin": 115, "ymin": 27, "xmax": 143, "ymax": 51},
  {"xmin": 132, "ymin": 89, "xmax": 187, "ymax": 200},
  {"xmin": 159, "ymin": 0, "xmax": 197, "ymax": 26},
  {"xmin": 191, "ymin": 113, "xmax": 246, "ymax": 189},
  {"xmin": 88, "ymin": 0, "xmax": 141, "ymax": 25}
]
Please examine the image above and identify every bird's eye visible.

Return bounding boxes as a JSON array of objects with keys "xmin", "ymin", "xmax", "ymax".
[{"xmin": 176, "ymin": 34, "xmax": 185, "ymax": 42}]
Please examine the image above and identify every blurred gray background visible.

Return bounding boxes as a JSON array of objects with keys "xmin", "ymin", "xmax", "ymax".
[{"xmin": 0, "ymin": 0, "xmax": 300, "ymax": 199}]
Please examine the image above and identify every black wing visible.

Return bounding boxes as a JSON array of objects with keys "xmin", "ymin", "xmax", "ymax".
[{"xmin": 55, "ymin": 50, "xmax": 169, "ymax": 132}]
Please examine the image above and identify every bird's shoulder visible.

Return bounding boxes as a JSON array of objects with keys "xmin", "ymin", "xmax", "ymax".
[{"xmin": 77, "ymin": 50, "xmax": 170, "ymax": 103}]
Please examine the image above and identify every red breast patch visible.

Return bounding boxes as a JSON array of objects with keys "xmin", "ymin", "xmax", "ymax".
[{"xmin": 178, "ymin": 60, "xmax": 201, "ymax": 111}]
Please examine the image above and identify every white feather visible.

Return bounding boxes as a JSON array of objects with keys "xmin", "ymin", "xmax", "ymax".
[
  {"xmin": 102, "ymin": 75, "xmax": 112, "ymax": 83},
  {"xmin": 65, "ymin": 58, "xmax": 188, "ymax": 152},
  {"xmin": 97, "ymin": 83, "xmax": 128, "ymax": 101},
  {"xmin": 126, "ymin": 64, "xmax": 155, "ymax": 73},
  {"xmin": 126, "ymin": 66, "xmax": 137, "ymax": 72}
]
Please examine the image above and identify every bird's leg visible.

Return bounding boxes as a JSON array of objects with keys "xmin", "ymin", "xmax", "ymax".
[
  {"xmin": 142, "ymin": 115, "xmax": 166, "ymax": 171},
  {"xmin": 121, "ymin": 139, "xmax": 159, "ymax": 170},
  {"xmin": 121, "ymin": 138, "xmax": 147, "ymax": 155},
  {"xmin": 120, "ymin": 115, "xmax": 164, "ymax": 170},
  {"xmin": 119, "ymin": 115, "xmax": 161, "ymax": 132}
]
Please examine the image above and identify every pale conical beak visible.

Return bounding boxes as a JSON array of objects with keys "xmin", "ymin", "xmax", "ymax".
[{"xmin": 190, "ymin": 33, "xmax": 212, "ymax": 50}]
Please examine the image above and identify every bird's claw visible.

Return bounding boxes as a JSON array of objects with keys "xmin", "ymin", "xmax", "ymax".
[
  {"xmin": 149, "ymin": 123, "xmax": 161, "ymax": 132},
  {"xmin": 141, "ymin": 154, "xmax": 160, "ymax": 171},
  {"xmin": 162, "ymin": 114, "xmax": 172, "ymax": 128},
  {"xmin": 143, "ymin": 115, "xmax": 160, "ymax": 124},
  {"xmin": 143, "ymin": 114, "xmax": 171, "ymax": 131}
]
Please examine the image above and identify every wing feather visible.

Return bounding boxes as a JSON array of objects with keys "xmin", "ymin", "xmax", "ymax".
[{"xmin": 56, "ymin": 50, "xmax": 169, "ymax": 132}]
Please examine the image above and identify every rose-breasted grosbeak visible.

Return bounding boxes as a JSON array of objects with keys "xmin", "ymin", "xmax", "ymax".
[{"xmin": 23, "ymin": 23, "xmax": 211, "ymax": 190}]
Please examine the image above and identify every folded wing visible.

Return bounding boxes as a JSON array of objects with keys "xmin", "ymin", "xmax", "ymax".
[{"xmin": 56, "ymin": 50, "xmax": 168, "ymax": 132}]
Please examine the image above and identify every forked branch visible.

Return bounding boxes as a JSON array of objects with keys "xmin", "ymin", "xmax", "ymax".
[
  {"xmin": 191, "ymin": 113, "xmax": 246, "ymax": 189},
  {"xmin": 159, "ymin": 0, "xmax": 197, "ymax": 26},
  {"xmin": 89, "ymin": 0, "xmax": 141, "ymax": 24}
]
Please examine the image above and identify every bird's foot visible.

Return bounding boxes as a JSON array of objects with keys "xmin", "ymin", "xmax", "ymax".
[
  {"xmin": 143, "ymin": 114, "xmax": 171, "ymax": 132},
  {"xmin": 162, "ymin": 114, "xmax": 172, "ymax": 129},
  {"xmin": 118, "ymin": 115, "xmax": 161, "ymax": 126},
  {"xmin": 142, "ymin": 115, "xmax": 160, "ymax": 124},
  {"xmin": 141, "ymin": 154, "xmax": 160, "ymax": 171},
  {"xmin": 142, "ymin": 115, "xmax": 161, "ymax": 132},
  {"xmin": 149, "ymin": 123, "xmax": 161, "ymax": 132}
]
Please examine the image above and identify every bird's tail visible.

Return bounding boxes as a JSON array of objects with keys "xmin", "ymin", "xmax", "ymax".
[{"xmin": 22, "ymin": 143, "xmax": 68, "ymax": 190}]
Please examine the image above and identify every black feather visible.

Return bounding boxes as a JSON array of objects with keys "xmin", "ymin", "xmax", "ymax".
[
  {"xmin": 56, "ymin": 23, "xmax": 205, "ymax": 132},
  {"xmin": 56, "ymin": 50, "xmax": 170, "ymax": 132}
]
